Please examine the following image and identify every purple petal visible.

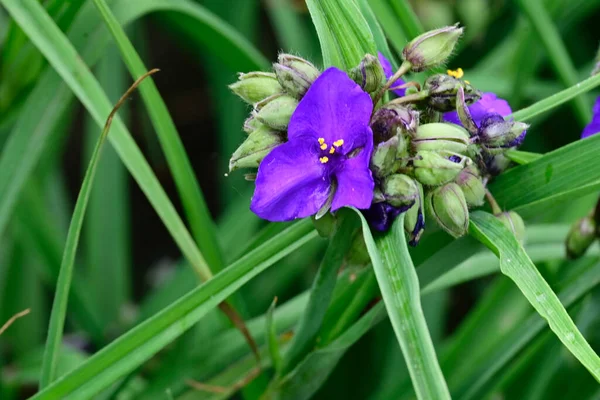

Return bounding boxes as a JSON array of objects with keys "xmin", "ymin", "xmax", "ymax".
[
  {"xmin": 444, "ymin": 92, "xmax": 512, "ymax": 127},
  {"xmin": 378, "ymin": 52, "xmax": 407, "ymax": 97},
  {"xmin": 288, "ymin": 67, "xmax": 373, "ymax": 148},
  {"xmin": 250, "ymin": 138, "xmax": 330, "ymax": 221},
  {"xmin": 331, "ymin": 133, "xmax": 374, "ymax": 211},
  {"xmin": 582, "ymin": 96, "xmax": 600, "ymax": 138}
]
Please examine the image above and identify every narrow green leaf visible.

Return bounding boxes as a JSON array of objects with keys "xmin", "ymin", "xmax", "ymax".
[
  {"xmin": 356, "ymin": 211, "xmax": 450, "ymax": 399},
  {"xmin": 505, "ymin": 149, "xmax": 544, "ymax": 165},
  {"xmin": 516, "ymin": 0, "xmax": 591, "ymax": 124},
  {"xmin": 39, "ymin": 69, "xmax": 157, "ymax": 389},
  {"xmin": 356, "ymin": 0, "xmax": 397, "ymax": 68},
  {"xmin": 32, "ymin": 220, "xmax": 317, "ymax": 399},
  {"xmin": 385, "ymin": 0, "xmax": 423, "ymax": 39},
  {"xmin": 1, "ymin": 0, "xmax": 210, "ymax": 278},
  {"xmin": 305, "ymin": 0, "xmax": 377, "ymax": 69},
  {"xmin": 280, "ymin": 210, "xmax": 357, "ymax": 375},
  {"xmin": 469, "ymin": 211, "xmax": 600, "ymax": 382},
  {"xmin": 91, "ymin": 0, "xmax": 223, "ymax": 276},
  {"xmin": 367, "ymin": 0, "xmax": 408, "ymax": 56},
  {"xmin": 265, "ymin": 0, "xmax": 319, "ymax": 61},
  {"xmin": 266, "ymin": 298, "xmax": 283, "ymax": 373},
  {"xmin": 510, "ymin": 72, "xmax": 600, "ymax": 122}
]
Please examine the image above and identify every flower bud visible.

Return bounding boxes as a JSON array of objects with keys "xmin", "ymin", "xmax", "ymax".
[
  {"xmin": 483, "ymin": 152, "xmax": 511, "ymax": 176},
  {"xmin": 478, "ymin": 114, "xmax": 529, "ymax": 149},
  {"xmin": 371, "ymin": 104, "xmax": 419, "ymax": 143},
  {"xmin": 229, "ymin": 124, "xmax": 283, "ymax": 171},
  {"xmin": 402, "ymin": 24, "xmax": 464, "ymax": 72},
  {"xmin": 454, "ymin": 164, "xmax": 485, "ymax": 207},
  {"xmin": 243, "ymin": 114, "xmax": 261, "ymax": 134},
  {"xmin": 423, "ymin": 74, "xmax": 481, "ymax": 112},
  {"xmin": 413, "ymin": 150, "xmax": 470, "ymax": 186},
  {"xmin": 381, "ymin": 174, "xmax": 419, "ymax": 208},
  {"xmin": 229, "ymin": 72, "xmax": 283, "ymax": 104},
  {"xmin": 405, "ymin": 182, "xmax": 425, "ymax": 246},
  {"xmin": 495, "ymin": 211, "xmax": 526, "ymax": 244},
  {"xmin": 273, "ymin": 54, "xmax": 319, "ymax": 98},
  {"xmin": 426, "ymin": 182, "xmax": 469, "ymax": 238},
  {"xmin": 371, "ymin": 136, "xmax": 399, "ymax": 178},
  {"xmin": 566, "ymin": 215, "xmax": 596, "ymax": 259},
  {"xmin": 412, "ymin": 122, "xmax": 471, "ymax": 155},
  {"xmin": 255, "ymin": 94, "xmax": 298, "ymax": 131},
  {"xmin": 349, "ymin": 54, "xmax": 386, "ymax": 94}
]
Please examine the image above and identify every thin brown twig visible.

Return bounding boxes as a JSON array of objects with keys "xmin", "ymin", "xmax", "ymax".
[
  {"xmin": 0, "ymin": 309, "xmax": 31, "ymax": 336},
  {"xmin": 218, "ymin": 302, "xmax": 261, "ymax": 362},
  {"xmin": 186, "ymin": 366, "xmax": 262, "ymax": 394}
]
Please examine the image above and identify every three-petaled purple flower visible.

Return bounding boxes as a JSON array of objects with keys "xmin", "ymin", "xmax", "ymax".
[
  {"xmin": 250, "ymin": 67, "xmax": 375, "ymax": 221},
  {"xmin": 581, "ymin": 97, "xmax": 600, "ymax": 138},
  {"xmin": 443, "ymin": 92, "xmax": 512, "ymax": 126}
]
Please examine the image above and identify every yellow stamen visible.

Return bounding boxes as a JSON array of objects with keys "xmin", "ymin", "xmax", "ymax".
[
  {"xmin": 447, "ymin": 68, "xmax": 464, "ymax": 79},
  {"xmin": 329, "ymin": 146, "xmax": 335, "ymax": 154},
  {"xmin": 464, "ymin": 80, "xmax": 470, "ymax": 84},
  {"xmin": 320, "ymin": 143, "xmax": 328, "ymax": 150},
  {"xmin": 319, "ymin": 156, "xmax": 329, "ymax": 164},
  {"xmin": 333, "ymin": 139, "xmax": 344, "ymax": 147},
  {"xmin": 318, "ymin": 138, "xmax": 325, "ymax": 145}
]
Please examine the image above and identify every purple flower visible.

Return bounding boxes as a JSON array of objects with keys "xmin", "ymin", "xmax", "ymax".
[
  {"xmin": 581, "ymin": 96, "xmax": 600, "ymax": 138},
  {"xmin": 250, "ymin": 68, "xmax": 375, "ymax": 221},
  {"xmin": 364, "ymin": 202, "xmax": 412, "ymax": 232},
  {"xmin": 378, "ymin": 52, "xmax": 406, "ymax": 97},
  {"xmin": 443, "ymin": 92, "xmax": 512, "ymax": 126}
]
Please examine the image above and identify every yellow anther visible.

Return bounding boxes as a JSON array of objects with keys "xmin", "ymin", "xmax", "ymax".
[
  {"xmin": 447, "ymin": 68, "xmax": 464, "ymax": 79},
  {"xmin": 320, "ymin": 143, "xmax": 328, "ymax": 150},
  {"xmin": 329, "ymin": 146, "xmax": 336, "ymax": 154},
  {"xmin": 319, "ymin": 156, "xmax": 329, "ymax": 164},
  {"xmin": 333, "ymin": 139, "xmax": 344, "ymax": 147},
  {"xmin": 318, "ymin": 138, "xmax": 325, "ymax": 145}
]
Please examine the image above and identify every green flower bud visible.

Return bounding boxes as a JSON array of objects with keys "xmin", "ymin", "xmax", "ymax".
[
  {"xmin": 479, "ymin": 114, "xmax": 529, "ymax": 149},
  {"xmin": 371, "ymin": 104, "xmax": 419, "ymax": 143},
  {"xmin": 371, "ymin": 136, "xmax": 399, "ymax": 178},
  {"xmin": 229, "ymin": 124, "xmax": 283, "ymax": 171},
  {"xmin": 454, "ymin": 164, "xmax": 485, "ymax": 207},
  {"xmin": 423, "ymin": 74, "xmax": 481, "ymax": 112},
  {"xmin": 255, "ymin": 94, "xmax": 299, "ymax": 131},
  {"xmin": 405, "ymin": 182, "xmax": 425, "ymax": 246},
  {"xmin": 381, "ymin": 174, "xmax": 419, "ymax": 208},
  {"xmin": 350, "ymin": 54, "xmax": 386, "ymax": 94},
  {"xmin": 565, "ymin": 215, "xmax": 596, "ymax": 259},
  {"xmin": 402, "ymin": 24, "xmax": 464, "ymax": 72},
  {"xmin": 229, "ymin": 72, "xmax": 283, "ymax": 104},
  {"xmin": 412, "ymin": 122, "xmax": 471, "ymax": 155},
  {"xmin": 495, "ymin": 211, "xmax": 526, "ymax": 244},
  {"xmin": 243, "ymin": 114, "xmax": 261, "ymax": 134},
  {"xmin": 413, "ymin": 150, "xmax": 470, "ymax": 186},
  {"xmin": 273, "ymin": 54, "xmax": 319, "ymax": 98},
  {"xmin": 426, "ymin": 182, "xmax": 469, "ymax": 238}
]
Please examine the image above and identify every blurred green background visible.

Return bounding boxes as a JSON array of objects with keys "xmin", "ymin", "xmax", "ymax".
[{"xmin": 1, "ymin": 0, "xmax": 600, "ymax": 399}]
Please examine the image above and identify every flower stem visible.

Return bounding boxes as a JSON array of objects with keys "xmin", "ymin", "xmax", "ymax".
[
  {"xmin": 485, "ymin": 188, "xmax": 502, "ymax": 215},
  {"xmin": 373, "ymin": 60, "xmax": 412, "ymax": 106},
  {"xmin": 388, "ymin": 90, "xmax": 430, "ymax": 106}
]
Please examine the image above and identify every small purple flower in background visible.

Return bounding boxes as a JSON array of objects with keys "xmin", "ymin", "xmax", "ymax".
[
  {"xmin": 378, "ymin": 52, "xmax": 407, "ymax": 97},
  {"xmin": 581, "ymin": 97, "xmax": 600, "ymax": 138},
  {"xmin": 443, "ymin": 92, "xmax": 512, "ymax": 126},
  {"xmin": 364, "ymin": 202, "xmax": 412, "ymax": 232},
  {"xmin": 250, "ymin": 67, "xmax": 375, "ymax": 221}
]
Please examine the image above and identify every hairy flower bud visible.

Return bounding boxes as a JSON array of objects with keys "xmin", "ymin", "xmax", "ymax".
[
  {"xmin": 483, "ymin": 152, "xmax": 511, "ymax": 176},
  {"xmin": 454, "ymin": 164, "xmax": 485, "ymax": 207},
  {"xmin": 350, "ymin": 54, "xmax": 386, "ymax": 94},
  {"xmin": 426, "ymin": 182, "xmax": 469, "ymax": 238},
  {"xmin": 478, "ymin": 114, "xmax": 529, "ymax": 149},
  {"xmin": 371, "ymin": 136, "xmax": 399, "ymax": 178},
  {"xmin": 381, "ymin": 174, "xmax": 419, "ymax": 208},
  {"xmin": 243, "ymin": 114, "xmax": 261, "ymax": 134},
  {"xmin": 412, "ymin": 122, "xmax": 471, "ymax": 155},
  {"xmin": 229, "ymin": 124, "xmax": 283, "ymax": 171},
  {"xmin": 566, "ymin": 215, "xmax": 596, "ymax": 259},
  {"xmin": 229, "ymin": 72, "xmax": 283, "ymax": 104},
  {"xmin": 413, "ymin": 150, "xmax": 470, "ymax": 186},
  {"xmin": 273, "ymin": 54, "xmax": 319, "ymax": 98},
  {"xmin": 405, "ymin": 182, "xmax": 425, "ymax": 246},
  {"xmin": 255, "ymin": 94, "xmax": 298, "ymax": 131},
  {"xmin": 495, "ymin": 211, "xmax": 526, "ymax": 244},
  {"xmin": 402, "ymin": 24, "xmax": 464, "ymax": 72},
  {"xmin": 423, "ymin": 74, "xmax": 481, "ymax": 112},
  {"xmin": 371, "ymin": 104, "xmax": 419, "ymax": 143}
]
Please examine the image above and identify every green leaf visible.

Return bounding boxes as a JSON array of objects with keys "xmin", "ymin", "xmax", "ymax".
[
  {"xmin": 31, "ymin": 220, "xmax": 317, "ymax": 399},
  {"xmin": 356, "ymin": 0, "xmax": 397, "ymax": 68},
  {"xmin": 266, "ymin": 298, "xmax": 283, "ymax": 374},
  {"xmin": 305, "ymin": 0, "xmax": 377, "ymax": 69},
  {"xmin": 489, "ymin": 132, "xmax": 600, "ymax": 216},
  {"xmin": 1, "ymin": 0, "xmax": 211, "ymax": 278},
  {"xmin": 280, "ymin": 210, "xmax": 357, "ymax": 375},
  {"xmin": 384, "ymin": 0, "xmax": 424, "ymax": 39},
  {"xmin": 355, "ymin": 211, "xmax": 450, "ymax": 399},
  {"xmin": 505, "ymin": 149, "xmax": 544, "ymax": 165},
  {"xmin": 469, "ymin": 211, "xmax": 600, "ymax": 382}
]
